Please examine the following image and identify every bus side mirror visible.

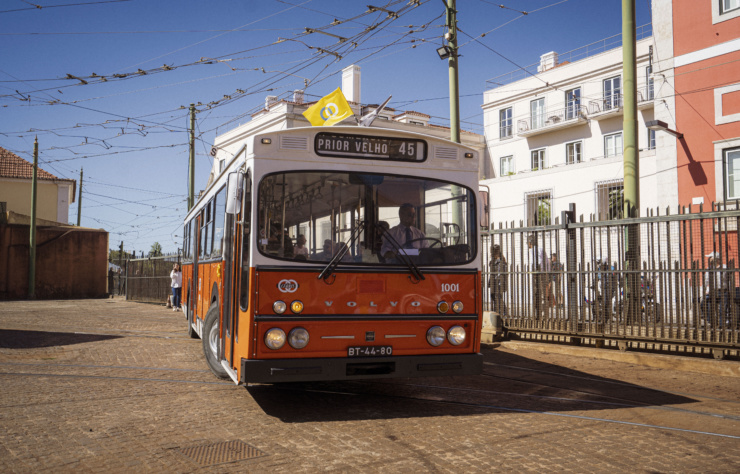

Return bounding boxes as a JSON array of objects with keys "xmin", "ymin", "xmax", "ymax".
[
  {"xmin": 225, "ymin": 172, "xmax": 244, "ymax": 215},
  {"xmin": 478, "ymin": 189, "xmax": 490, "ymax": 228}
]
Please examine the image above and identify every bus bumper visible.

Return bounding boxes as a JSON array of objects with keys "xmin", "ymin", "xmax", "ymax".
[{"xmin": 240, "ymin": 353, "xmax": 483, "ymax": 383}]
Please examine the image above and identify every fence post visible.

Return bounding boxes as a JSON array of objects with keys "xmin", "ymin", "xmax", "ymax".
[{"xmin": 563, "ymin": 204, "xmax": 578, "ymax": 334}]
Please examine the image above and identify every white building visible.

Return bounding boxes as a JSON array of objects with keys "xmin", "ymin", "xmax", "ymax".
[{"xmin": 480, "ymin": 25, "xmax": 679, "ymax": 226}]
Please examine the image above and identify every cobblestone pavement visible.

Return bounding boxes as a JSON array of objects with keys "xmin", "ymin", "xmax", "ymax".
[{"xmin": 1, "ymin": 298, "xmax": 739, "ymax": 473}]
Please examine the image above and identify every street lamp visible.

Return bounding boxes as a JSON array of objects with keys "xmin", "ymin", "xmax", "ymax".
[
  {"xmin": 646, "ymin": 120, "xmax": 683, "ymax": 139},
  {"xmin": 436, "ymin": 45, "xmax": 453, "ymax": 60}
]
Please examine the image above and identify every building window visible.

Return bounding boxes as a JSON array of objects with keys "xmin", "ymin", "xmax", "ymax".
[
  {"xmin": 500, "ymin": 155, "xmax": 514, "ymax": 176},
  {"xmin": 566, "ymin": 141, "xmax": 582, "ymax": 164},
  {"xmin": 499, "ymin": 107, "xmax": 512, "ymax": 138},
  {"xmin": 646, "ymin": 65, "xmax": 654, "ymax": 101},
  {"xmin": 531, "ymin": 98, "xmax": 545, "ymax": 129},
  {"xmin": 604, "ymin": 132, "xmax": 623, "ymax": 157},
  {"xmin": 525, "ymin": 190, "xmax": 552, "ymax": 226},
  {"xmin": 725, "ymin": 147, "xmax": 740, "ymax": 200},
  {"xmin": 531, "ymin": 148, "xmax": 546, "ymax": 170},
  {"xmin": 596, "ymin": 180, "xmax": 624, "ymax": 220},
  {"xmin": 565, "ymin": 88, "xmax": 581, "ymax": 120},
  {"xmin": 647, "ymin": 128, "xmax": 656, "ymax": 150},
  {"xmin": 722, "ymin": 0, "xmax": 740, "ymax": 14},
  {"xmin": 603, "ymin": 76, "xmax": 621, "ymax": 110}
]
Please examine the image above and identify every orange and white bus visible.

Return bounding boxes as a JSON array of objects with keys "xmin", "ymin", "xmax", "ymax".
[{"xmin": 182, "ymin": 126, "xmax": 483, "ymax": 383}]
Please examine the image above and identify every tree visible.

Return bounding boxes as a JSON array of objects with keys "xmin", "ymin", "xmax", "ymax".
[{"xmin": 149, "ymin": 242, "xmax": 163, "ymax": 257}]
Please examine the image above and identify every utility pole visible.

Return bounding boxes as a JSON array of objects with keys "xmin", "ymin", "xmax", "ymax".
[
  {"xmin": 28, "ymin": 137, "xmax": 38, "ymax": 298},
  {"xmin": 445, "ymin": 0, "xmax": 461, "ymax": 144},
  {"xmin": 76, "ymin": 167, "xmax": 83, "ymax": 226},
  {"xmin": 622, "ymin": 0, "xmax": 641, "ymax": 324},
  {"xmin": 188, "ymin": 104, "xmax": 195, "ymax": 210},
  {"xmin": 622, "ymin": 0, "xmax": 639, "ymax": 219}
]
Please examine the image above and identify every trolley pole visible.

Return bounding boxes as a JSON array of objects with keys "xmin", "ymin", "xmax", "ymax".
[
  {"xmin": 76, "ymin": 167, "xmax": 83, "ymax": 226},
  {"xmin": 28, "ymin": 137, "xmax": 38, "ymax": 298},
  {"xmin": 446, "ymin": 0, "xmax": 461, "ymax": 144},
  {"xmin": 188, "ymin": 104, "xmax": 195, "ymax": 210}
]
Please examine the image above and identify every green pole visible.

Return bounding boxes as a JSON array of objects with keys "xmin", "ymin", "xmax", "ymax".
[
  {"xmin": 447, "ymin": 0, "xmax": 460, "ymax": 144},
  {"xmin": 76, "ymin": 167, "xmax": 83, "ymax": 226},
  {"xmin": 622, "ymin": 0, "xmax": 640, "ymax": 323},
  {"xmin": 622, "ymin": 0, "xmax": 638, "ymax": 218},
  {"xmin": 188, "ymin": 104, "xmax": 195, "ymax": 210},
  {"xmin": 29, "ymin": 137, "xmax": 38, "ymax": 298}
]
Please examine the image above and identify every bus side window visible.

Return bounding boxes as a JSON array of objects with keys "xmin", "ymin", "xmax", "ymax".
[{"xmin": 212, "ymin": 186, "xmax": 226, "ymax": 258}]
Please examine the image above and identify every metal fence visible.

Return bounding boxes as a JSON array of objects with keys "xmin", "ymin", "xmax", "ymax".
[
  {"xmin": 126, "ymin": 254, "xmax": 180, "ymax": 304},
  {"xmin": 482, "ymin": 203, "xmax": 740, "ymax": 357}
]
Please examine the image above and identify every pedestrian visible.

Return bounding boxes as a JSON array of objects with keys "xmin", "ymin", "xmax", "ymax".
[
  {"xmin": 548, "ymin": 253, "xmax": 564, "ymax": 308},
  {"xmin": 527, "ymin": 235, "xmax": 550, "ymax": 320},
  {"xmin": 170, "ymin": 263, "xmax": 182, "ymax": 312},
  {"xmin": 488, "ymin": 244, "xmax": 508, "ymax": 316},
  {"xmin": 703, "ymin": 252, "xmax": 728, "ymax": 328}
]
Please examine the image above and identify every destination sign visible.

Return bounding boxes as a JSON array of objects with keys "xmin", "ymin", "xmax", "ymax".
[{"xmin": 315, "ymin": 132, "xmax": 427, "ymax": 162}]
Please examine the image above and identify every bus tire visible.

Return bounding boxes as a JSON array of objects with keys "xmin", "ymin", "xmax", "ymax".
[{"xmin": 202, "ymin": 303, "xmax": 229, "ymax": 379}]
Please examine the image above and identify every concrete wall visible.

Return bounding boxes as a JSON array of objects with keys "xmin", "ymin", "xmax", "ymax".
[{"xmin": 0, "ymin": 224, "xmax": 108, "ymax": 300}]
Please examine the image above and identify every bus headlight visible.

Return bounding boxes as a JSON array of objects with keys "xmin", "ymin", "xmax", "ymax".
[
  {"xmin": 437, "ymin": 301, "xmax": 449, "ymax": 314},
  {"xmin": 264, "ymin": 328, "xmax": 286, "ymax": 349},
  {"xmin": 291, "ymin": 300, "xmax": 304, "ymax": 314},
  {"xmin": 288, "ymin": 327, "xmax": 309, "ymax": 349},
  {"xmin": 447, "ymin": 325, "xmax": 466, "ymax": 345},
  {"xmin": 427, "ymin": 326, "xmax": 446, "ymax": 346},
  {"xmin": 451, "ymin": 301, "xmax": 464, "ymax": 313},
  {"xmin": 273, "ymin": 301, "xmax": 287, "ymax": 314}
]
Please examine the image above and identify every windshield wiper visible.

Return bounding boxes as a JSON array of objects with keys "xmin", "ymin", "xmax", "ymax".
[
  {"xmin": 380, "ymin": 228, "xmax": 425, "ymax": 281},
  {"xmin": 317, "ymin": 221, "xmax": 364, "ymax": 281}
]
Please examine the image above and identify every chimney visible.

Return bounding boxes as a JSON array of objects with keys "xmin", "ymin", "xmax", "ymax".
[
  {"xmin": 293, "ymin": 90, "xmax": 304, "ymax": 104},
  {"xmin": 341, "ymin": 64, "xmax": 361, "ymax": 103},
  {"xmin": 265, "ymin": 95, "xmax": 278, "ymax": 109},
  {"xmin": 537, "ymin": 51, "xmax": 558, "ymax": 73}
]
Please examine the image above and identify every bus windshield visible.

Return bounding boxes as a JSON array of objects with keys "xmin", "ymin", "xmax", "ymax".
[{"xmin": 257, "ymin": 171, "xmax": 476, "ymax": 266}]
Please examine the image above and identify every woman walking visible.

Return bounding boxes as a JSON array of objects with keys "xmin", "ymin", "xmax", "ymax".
[{"xmin": 170, "ymin": 263, "xmax": 182, "ymax": 312}]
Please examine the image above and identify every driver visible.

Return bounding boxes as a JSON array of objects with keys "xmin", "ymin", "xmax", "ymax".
[{"xmin": 381, "ymin": 203, "xmax": 428, "ymax": 260}]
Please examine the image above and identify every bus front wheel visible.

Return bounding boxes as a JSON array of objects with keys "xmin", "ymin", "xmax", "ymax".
[{"xmin": 202, "ymin": 303, "xmax": 229, "ymax": 379}]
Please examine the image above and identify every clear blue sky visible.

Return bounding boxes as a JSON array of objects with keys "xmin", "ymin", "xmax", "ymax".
[{"xmin": 0, "ymin": 0, "xmax": 652, "ymax": 255}]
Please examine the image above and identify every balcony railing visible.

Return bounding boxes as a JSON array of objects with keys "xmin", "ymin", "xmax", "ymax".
[
  {"xmin": 590, "ymin": 88, "xmax": 654, "ymax": 116},
  {"xmin": 517, "ymin": 105, "xmax": 587, "ymax": 135},
  {"xmin": 486, "ymin": 23, "xmax": 652, "ymax": 89}
]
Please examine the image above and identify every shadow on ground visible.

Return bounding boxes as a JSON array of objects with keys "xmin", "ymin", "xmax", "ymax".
[
  {"xmin": 246, "ymin": 346, "xmax": 696, "ymax": 423},
  {"xmin": 0, "ymin": 329, "xmax": 121, "ymax": 349}
]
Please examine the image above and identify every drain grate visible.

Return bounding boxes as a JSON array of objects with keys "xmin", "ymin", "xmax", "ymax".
[{"xmin": 178, "ymin": 440, "xmax": 266, "ymax": 466}]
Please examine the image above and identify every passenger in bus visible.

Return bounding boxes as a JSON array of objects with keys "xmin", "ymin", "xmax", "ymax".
[
  {"xmin": 381, "ymin": 203, "xmax": 428, "ymax": 260},
  {"xmin": 334, "ymin": 242, "xmax": 353, "ymax": 262},
  {"xmin": 314, "ymin": 239, "xmax": 335, "ymax": 260},
  {"xmin": 294, "ymin": 234, "xmax": 308, "ymax": 258},
  {"xmin": 266, "ymin": 223, "xmax": 294, "ymax": 258}
]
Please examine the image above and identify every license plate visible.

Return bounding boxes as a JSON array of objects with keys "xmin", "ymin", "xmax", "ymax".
[{"xmin": 347, "ymin": 345, "xmax": 393, "ymax": 357}]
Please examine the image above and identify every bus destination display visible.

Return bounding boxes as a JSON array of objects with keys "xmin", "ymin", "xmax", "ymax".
[{"xmin": 315, "ymin": 132, "xmax": 426, "ymax": 162}]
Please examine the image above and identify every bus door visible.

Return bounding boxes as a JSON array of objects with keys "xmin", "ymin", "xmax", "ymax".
[
  {"xmin": 220, "ymin": 172, "xmax": 246, "ymax": 375},
  {"xmin": 191, "ymin": 212, "xmax": 202, "ymax": 320}
]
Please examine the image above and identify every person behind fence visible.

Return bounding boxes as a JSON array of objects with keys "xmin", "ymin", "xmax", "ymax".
[
  {"xmin": 488, "ymin": 244, "xmax": 508, "ymax": 316},
  {"xmin": 703, "ymin": 252, "xmax": 728, "ymax": 328},
  {"xmin": 548, "ymin": 253, "xmax": 564, "ymax": 308},
  {"xmin": 527, "ymin": 235, "xmax": 550, "ymax": 319},
  {"xmin": 170, "ymin": 263, "xmax": 182, "ymax": 312}
]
